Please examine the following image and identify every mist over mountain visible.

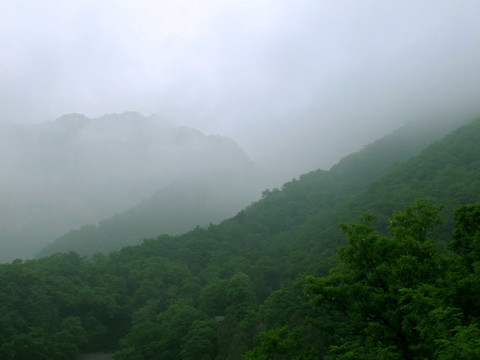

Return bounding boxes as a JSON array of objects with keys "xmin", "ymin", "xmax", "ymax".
[
  {"xmin": 3, "ymin": 114, "xmax": 478, "ymax": 359},
  {"xmin": 35, "ymin": 114, "xmax": 470, "ymax": 259},
  {"xmin": 0, "ymin": 112, "xmax": 259, "ymax": 262},
  {"xmin": 37, "ymin": 168, "xmax": 260, "ymax": 258}
]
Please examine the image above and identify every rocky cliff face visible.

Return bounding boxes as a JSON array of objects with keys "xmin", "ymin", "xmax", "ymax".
[{"xmin": 0, "ymin": 112, "xmax": 257, "ymax": 261}]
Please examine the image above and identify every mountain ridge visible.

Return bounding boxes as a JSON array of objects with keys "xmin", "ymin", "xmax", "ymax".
[
  {"xmin": 1, "ymin": 114, "xmax": 480, "ymax": 359},
  {"xmin": 0, "ymin": 112, "xmax": 257, "ymax": 262},
  {"xmin": 36, "ymin": 115, "xmax": 471, "ymax": 260}
]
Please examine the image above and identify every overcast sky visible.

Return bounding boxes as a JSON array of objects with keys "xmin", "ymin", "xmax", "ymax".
[{"xmin": 1, "ymin": 1, "xmax": 480, "ymax": 179}]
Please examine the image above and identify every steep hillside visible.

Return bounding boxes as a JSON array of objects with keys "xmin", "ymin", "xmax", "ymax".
[
  {"xmin": 343, "ymin": 116, "xmax": 480, "ymax": 237},
  {"xmin": 37, "ymin": 169, "xmax": 260, "ymax": 257},
  {"xmin": 0, "ymin": 112, "xmax": 256, "ymax": 262},
  {"xmin": 1, "ymin": 116, "xmax": 479, "ymax": 359},
  {"xmin": 234, "ymin": 116, "xmax": 466, "ymax": 232},
  {"xmin": 36, "ymin": 116, "xmax": 464, "ymax": 259},
  {"xmin": 287, "ymin": 116, "xmax": 480, "ymax": 266},
  {"xmin": 102, "ymin": 115, "xmax": 480, "ymax": 357}
]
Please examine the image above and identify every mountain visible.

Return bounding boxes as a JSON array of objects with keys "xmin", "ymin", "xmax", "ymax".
[
  {"xmin": 0, "ymin": 112, "xmax": 257, "ymax": 262},
  {"xmin": 102, "ymin": 115, "xmax": 480, "ymax": 357},
  {"xmin": 1, "ymin": 115, "xmax": 479, "ymax": 359},
  {"xmin": 278, "ymin": 116, "xmax": 480, "ymax": 271},
  {"xmin": 340, "ymin": 116, "xmax": 480, "ymax": 236},
  {"xmin": 36, "ymin": 116, "xmax": 466, "ymax": 258},
  {"xmin": 37, "ymin": 169, "xmax": 260, "ymax": 257}
]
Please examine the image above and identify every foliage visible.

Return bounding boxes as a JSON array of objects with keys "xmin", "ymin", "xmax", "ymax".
[
  {"xmin": 304, "ymin": 200, "xmax": 480, "ymax": 359},
  {"xmin": 1, "ymin": 117, "xmax": 480, "ymax": 359}
]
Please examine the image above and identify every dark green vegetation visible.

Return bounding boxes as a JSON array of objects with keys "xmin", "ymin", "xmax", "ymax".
[
  {"xmin": 250, "ymin": 200, "xmax": 480, "ymax": 359},
  {"xmin": 1, "ymin": 117, "xmax": 479, "ymax": 359}
]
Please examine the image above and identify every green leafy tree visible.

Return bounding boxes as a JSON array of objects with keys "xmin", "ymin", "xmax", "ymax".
[
  {"xmin": 243, "ymin": 326, "xmax": 319, "ymax": 360},
  {"xmin": 305, "ymin": 200, "xmax": 447, "ymax": 359},
  {"xmin": 115, "ymin": 301, "xmax": 215, "ymax": 360},
  {"xmin": 450, "ymin": 203, "xmax": 480, "ymax": 268}
]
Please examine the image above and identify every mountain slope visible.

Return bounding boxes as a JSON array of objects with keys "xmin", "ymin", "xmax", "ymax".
[
  {"xmin": 35, "ymin": 117, "xmax": 466, "ymax": 259},
  {"xmin": 1, "ymin": 115, "xmax": 479, "ymax": 359},
  {"xmin": 37, "ymin": 169, "xmax": 260, "ymax": 257},
  {"xmin": 343, "ymin": 117, "xmax": 480, "ymax": 235},
  {"xmin": 0, "ymin": 112, "xmax": 256, "ymax": 262},
  {"xmin": 292, "ymin": 116, "xmax": 480, "ymax": 266},
  {"xmin": 91, "ymin": 115, "xmax": 480, "ymax": 357}
]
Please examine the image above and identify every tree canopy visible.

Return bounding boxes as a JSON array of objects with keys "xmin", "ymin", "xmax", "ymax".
[{"xmin": 1, "ymin": 117, "xmax": 480, "ymax": 359}]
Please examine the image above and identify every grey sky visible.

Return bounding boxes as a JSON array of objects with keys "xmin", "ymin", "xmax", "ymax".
[{"xmin": 1, "ymin": 1, "xmax": 480, "ymax": 180}]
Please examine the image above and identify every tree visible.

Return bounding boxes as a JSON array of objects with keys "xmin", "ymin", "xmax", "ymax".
[
  {"xmin": 447, "ymin": 203, "xmax": 480, "ymax": 321},
  {"xmin": 243, "ymin": 326, "xmax": 319, "ymax": 360},
  {"xmin": 305, "ymin": 200, "xmax": 447, "ymax": 359},
  {"xmin": 450, "ymin": 203, "xmax": 480, "ymax": 268},
  {"xmin": 115, "ymin": 301, "xmax": 214, "ymax": 360}
]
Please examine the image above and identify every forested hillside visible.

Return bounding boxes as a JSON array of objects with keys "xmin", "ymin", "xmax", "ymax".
[
  {"xmin": 341, "ymin": 116, "xmax": 480, "ymax": 238},
  {"xmin": 294, "ymin": 117, "xmax": 480, "ymax": 260},
  {"xmin": 1, "ymin": 117, "xmax": 479, "ymax": 359},
  {"xmin": 39, "ymin": 117, "xmax": 465, "ymax": 258}
]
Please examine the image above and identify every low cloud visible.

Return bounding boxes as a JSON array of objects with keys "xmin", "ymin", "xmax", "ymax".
[{"xmin": 1, "ymin": 1, "xmax": 480, "ymax": 179}]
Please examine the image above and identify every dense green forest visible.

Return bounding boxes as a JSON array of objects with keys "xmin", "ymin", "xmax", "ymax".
[{"xmin": 1, "ymin": 117, "xmax": 479, "ymax": 359}]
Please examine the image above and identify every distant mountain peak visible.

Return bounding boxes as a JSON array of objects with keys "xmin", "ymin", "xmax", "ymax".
[
  {"xmin": 0, "ymin": 111, "xmax": 257, "ymax": 261},
  {"xmin": 96, "ymin": 111, "xmax": 146, "ymax": 123},
  {"xmin": 55, "ymin": 113, "xmax": 88, "ymax": 124},
  {"xmin": 53, "ymin": 112, "xmax": 174, "ymax": 133}
]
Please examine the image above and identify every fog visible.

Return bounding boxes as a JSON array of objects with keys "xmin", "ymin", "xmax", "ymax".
[
  {"xmin": 1, "ymin": 1, "xmax": 480, "ymax": 180},
  {"xmin": 1, "ymin": 2, "xmax": 480, "ymax": 261},
  {"xmin": 0, "ymin": 112, "xmax": 261, "ymax": 261}
]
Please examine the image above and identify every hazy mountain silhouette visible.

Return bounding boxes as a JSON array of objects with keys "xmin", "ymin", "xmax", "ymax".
[
  {"xmin": 0, "ymin": 112, "xmax": 257, "ymax": 262},
  {"xmin": 37, "ymin": 116, "xmax": 469, "ymax": 259}
]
